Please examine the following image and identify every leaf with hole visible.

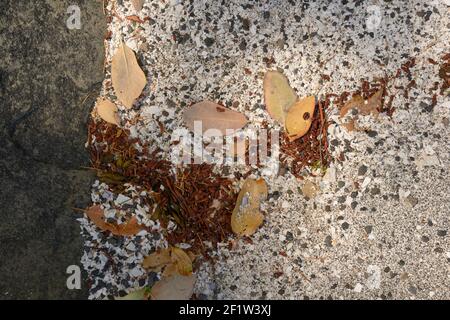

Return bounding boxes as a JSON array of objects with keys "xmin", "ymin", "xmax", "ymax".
[{"xmin": 285, "ymin": 96, "xmax": 316, "ymax": 141}]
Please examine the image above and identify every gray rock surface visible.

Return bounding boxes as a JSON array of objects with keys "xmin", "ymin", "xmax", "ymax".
[{"xmin": 0, "ymin": 0, "xmax": 105, "ymax": 299}]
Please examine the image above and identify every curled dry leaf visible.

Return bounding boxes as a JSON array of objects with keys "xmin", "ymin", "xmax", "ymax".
[
  {"xmin": 142, "ymin": 248, "xmax": 171, "ymax": 271},
  {"xmin": 111, "ymin": 43, "xmax": 147, "ymax": 109},
  {"xmin": 171, "ymin": 247, "xmax": 193, "ymax": 276},
  {"xmin": 115, "ymin": 288, "xmax": 147, "ymax": 300},
  {"xmin": 340, "ymin": 89, "xmax": 383, "ymax": 131},
  {"xmin": 264, "ymin": 70, "xmax": 297, "ymax": 125},
  {"xmin": 183, "ymin": 101, "xmax": 248, "ymax": 136},
  {"xmin": 285, "ymin": 96, "xmax": 316, "ymax": 141},
  {"xmin": 142, "ymin": 247, "xmax": 193, "ymax": 276},
  {"xmin": 231, "ymin": 178, "xmax": 268, "ymax": 237},
  {"xmin": 85, "ymin": 205, "xmax": 144, "ymax": 236},
  {"xmin": 131, "ymin": 0, "xmax": 145, "ymax": 11},
  {"xmin": 150, "ymin": 273, "xmax": 196, "ymax": 300},
  {"xmin": 96, "ymin": 99, "xmax": 119, "ymax": 125}
]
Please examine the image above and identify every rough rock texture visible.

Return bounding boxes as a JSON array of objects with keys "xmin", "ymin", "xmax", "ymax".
[{"xmin": 0, "ymin": 0, "xmax": 105, "ymax": 299}]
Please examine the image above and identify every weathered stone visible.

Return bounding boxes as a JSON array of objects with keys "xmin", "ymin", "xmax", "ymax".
[{"xmin": 0, "ymin": 0, "xmax": 105, "ymax": 299}]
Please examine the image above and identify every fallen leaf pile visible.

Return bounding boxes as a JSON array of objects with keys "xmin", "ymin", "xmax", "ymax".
[
  {"xmin": 231, "ymin": 178, "xmax": 268, "ymax": 236},
  {"xmin": 140, "ymin": 247, "xmax": 196, "ymax": 300},
  {"xmin": 264, "ymin": 70, "xmax": 316, "ymax": 141},
  {"xmin": 111, "ymin": 43, "xmax": 147, "ymax": 109}
]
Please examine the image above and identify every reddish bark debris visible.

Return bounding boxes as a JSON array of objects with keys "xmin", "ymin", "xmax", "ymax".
[
  {"xmin": 280, "ymin": 97, "xmax": 331, "ymax": 179},
  {"xmin": 88, "ymin": 120, "xmax": 237, "ymax": 254}
]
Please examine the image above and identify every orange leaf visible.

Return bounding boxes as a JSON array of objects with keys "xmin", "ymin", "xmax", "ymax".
[{"xmin": 85, "ymin": 205, "xmax": 144, "ymax": 236}]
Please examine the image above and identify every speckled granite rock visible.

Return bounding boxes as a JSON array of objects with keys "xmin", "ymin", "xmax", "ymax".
[{"xmin": 0, "ymin": 0, "xmax": 105, "ymax": 299}]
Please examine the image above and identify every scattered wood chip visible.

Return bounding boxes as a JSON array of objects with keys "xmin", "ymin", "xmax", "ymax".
[
  {"xmin": 111, "ymin": 43, "xmax": 147, "ymax": 109},
  {"xmin": 264, "ymin": 70, "xmax": 297, "ymax": 125},
  {"xmin": 231, "ymin": 178, "xmax": 268, "ymax": 237},
  {"xmin": 183, "ymin": 101, "xmax": 248, "ymax": 136},
  {"xmin": 285, "ymin": 96, "xmax": 316, "ymax": 141},
  {"xmin": 126, "ymin": 15, "xmax": 145, "ymax": 23},
  {"xmin": 96, "ymin": 98, "xmax": 119, "ymax": 125},
  {"xmin": 85, "ymin": 205, "xmax": 144, "ymax": 236}
]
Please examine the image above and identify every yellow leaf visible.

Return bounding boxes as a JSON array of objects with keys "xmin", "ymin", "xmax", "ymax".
[
  {"xmin": 96, "ymin": 99, "xmax": 119, "ymax": 125},
  {"xmin": 171, "ymin": 247, "xmax": 193, "ymax": 276},
  {"xmin": 150, "ymin": 274, "xmax": 196, "ymax": 300},
  {"xmin": 142, "ymin": 248, "xmax": 172, "ymax": 271},
  {"xmin": 231, "ymin": 178, "xmax": 268, "ymax": 236},
  {"xmin": 264, "ymin": 71, "xmax": 297, "ymax": 125},
  {"xmin": 115, "ymin": 288, "xmax": 147, "ymax": 300},
  {"xmin": 285, "ymin": 96, "xmax": 316, "ymax": 141},
  {"xmin": 111, "ymin": 43, "xmax": 147, "ymax": 109}
]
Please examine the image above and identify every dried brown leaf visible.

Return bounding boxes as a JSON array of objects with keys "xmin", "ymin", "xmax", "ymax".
[
  {"xmin": 142, "ymin": 248, "xmax": 172, "ymax": 271},
  {"xmin": 171, "ymin": 247, "xmax": 193, "ymax": 276},
  {"xmin": 150, "ymin": 274, "xmax": 196, "ymax": 300},
  {"xmin": 131, "ymin": 0, "xmax": 145, "ymax": 11},
  {"xmin": 85, "ymin": 205, "xmax": 144, "ymax": 236},
  {"xmin": 183, "ymin": 101, "xmax": 248, "ymax": 136},
  {"xmin": 231, "ymin": 178, "xmax": 268, "ymax": 237},
  {"xmin": 96, "ymin": 99, "xmax": 119, "ymax": 125},
  {"xmin": 111, "ymin": 43, "xmax": 147, "ymax": 109},
  {"xmin": 285, "ymin": 96, "xmax": 316, "ymax": 141}
]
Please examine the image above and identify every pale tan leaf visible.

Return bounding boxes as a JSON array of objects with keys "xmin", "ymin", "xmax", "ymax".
[
  {"xmin": 302, "ymin": 180, "xmax": 319, "ymax": 199},
  {"xmin": 111, "ymin": 43, "xmax": 147, "ymax": 109},
  {"xmin": 96, "ymin": 99, "xmax": 119, "ymax": 125},
  {"xmin": 151, "ymin": 274, "xmax": 196, "ymax": 300},
  {"xmin": 85, "ymin": 205, "xmax": 144, "ymax": 237},
  {"xmin": 142, "ymin": 248, "xmax": 171, "ymax": 270},
  {"xmin": 115, "ymin": 288, "xmax": 147, "ymax": 300},
  {"xmin": 264, "ymin": 71, "xmax": 297, "ymax": 125},
  {"xmin": 171, "ymin": 247, "xmax": 193, "ymax": 276},
  {"xmin": 231, "ymin": 178, "xmax": 268, "ymax": 236},
  {"xmin": 131, "ymin": 0, "xmax": 145, "ymax": 11},
  {"xmin": 183, "ymin": 101, "xmax": 248, "ymax": 136},
  {"xmin": 285, "ymin": 96, "xmax": 316, "ymax": 141}
]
